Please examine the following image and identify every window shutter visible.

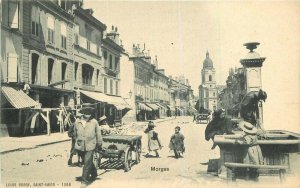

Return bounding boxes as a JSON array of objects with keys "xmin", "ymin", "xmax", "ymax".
[
  {"xmin": 8, "ymin": 1, "xmax": 19, "ymax": 29},
  {"xmin": 47, "ymin": 16, "xmax": 55, "ymax": 30},
  {"xmin": 61, "ymin": 22, "xmax": 67, "ymax": 36},
  {"xmin": 7, "ymin": 53, "xmax": 18, "ymax": 82}
]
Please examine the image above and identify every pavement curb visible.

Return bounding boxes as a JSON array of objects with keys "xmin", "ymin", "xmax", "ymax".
[
  {"xmin": 0, "ymin": 138, "xmax": 71, "ymax": 155},
  {"xmin": 0, "ymin": 117, "xmax": 177, "ymax": 155}
]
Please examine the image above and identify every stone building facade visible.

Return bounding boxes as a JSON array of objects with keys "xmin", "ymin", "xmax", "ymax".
[{"xmin": 198, "ymin": 51, "xmax": 218, "ymax": 112}]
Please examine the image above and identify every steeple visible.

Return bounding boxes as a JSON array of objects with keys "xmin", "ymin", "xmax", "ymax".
[{"xmin": 203, "ymin": 50, "xmax": 213, "ymax": 69}]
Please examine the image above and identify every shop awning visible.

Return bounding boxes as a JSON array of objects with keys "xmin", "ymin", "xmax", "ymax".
[
  {"xmin": 106, "ymin": 95, "xmax": 132, "ymax": 110},
  {"xmin": 145, "ymin": 103, "xmax": 160, "ymax": 110},
  {"xmin": 137, "ymin": 103, "xmax": 152, "ymax": 111},
  {"xmin": 156, "ymin": 103, "xmax": 167, "ymax": 110},
  {"xmin": 1, "ymin": 86, "xmax": 40, "ymax": 109},
  {"xmin": 167, "ymin": 105, "xmax": 176, "ymax": 111},
  {"xmin": 80, "ymin": 90, "xmax": 131, "ymax": 110}
]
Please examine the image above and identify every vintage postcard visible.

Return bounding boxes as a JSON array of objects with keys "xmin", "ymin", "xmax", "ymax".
[{"xmin": 0, "ymin": 1, "xmax": 299, "ymax": 188}]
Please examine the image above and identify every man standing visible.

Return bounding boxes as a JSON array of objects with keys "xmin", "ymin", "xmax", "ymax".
[{"xmin": 74, "ymin": 107, "xmax": 102, "ymax": 188}]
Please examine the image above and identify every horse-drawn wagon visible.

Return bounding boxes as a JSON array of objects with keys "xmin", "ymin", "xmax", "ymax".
[{"xmin": 197, "ymin": 114, "xmax": 209, "ymax": 124}]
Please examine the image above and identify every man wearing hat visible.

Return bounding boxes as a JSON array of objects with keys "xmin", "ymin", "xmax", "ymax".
[{"xmin": 74, "ymin": 107, "xmax": 102, "ymax": 188}]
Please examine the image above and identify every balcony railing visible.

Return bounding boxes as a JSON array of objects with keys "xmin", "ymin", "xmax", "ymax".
[{"xmin": 104, "ymin": 67, "xmax": 118, "ymax": 77}]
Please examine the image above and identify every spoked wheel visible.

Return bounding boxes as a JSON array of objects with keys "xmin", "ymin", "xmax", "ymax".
[{"xmin": 124, "ymin": 147, "xmax": 132, "ymax": 172}]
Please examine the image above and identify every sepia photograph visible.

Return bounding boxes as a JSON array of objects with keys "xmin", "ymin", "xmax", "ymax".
[{"xmin": 0, "ymin": 0, "xmax": 299, "ymax": 188}]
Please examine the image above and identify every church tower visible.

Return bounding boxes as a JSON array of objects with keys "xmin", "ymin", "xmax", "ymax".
[{"xmin": 198, "ymin": 51, "xmax": 218, "ymax": 112}]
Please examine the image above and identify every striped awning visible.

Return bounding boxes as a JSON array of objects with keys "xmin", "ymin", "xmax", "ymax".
[
  {"xmin": 137, "ymin": 103, "xmax": 152, "ymax": 111},
  {"xmin": 80, "ymin": 90, "xmax": 131, "ymax": 110},
  {"xmin": 1, "ymin": 86, "xmax": 40, "ymax": 109},
  {"xmin": 156, "ymin": 103, "xmax": 167, "ymax": 110},
  {"xmin": 145, "ymin": 103, "xmax": 160, "ymax": 110}
]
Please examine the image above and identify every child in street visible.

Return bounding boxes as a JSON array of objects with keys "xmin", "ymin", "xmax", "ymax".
[
  {"xmin": 169, "ymin": 126, "xmax": 185, "ymax": 159},
  {"xmin": 144, "ymin": 121, "xmax": 162, "ymax": 157}
]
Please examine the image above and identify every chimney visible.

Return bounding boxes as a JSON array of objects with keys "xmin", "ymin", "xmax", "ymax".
[
  {"xmin": 186, "ymin": 79, "xmax": 189, "ymax": 85},
  {"xmin": 154, "ymin": 56, "xmax": 158, "ymax": 68}
]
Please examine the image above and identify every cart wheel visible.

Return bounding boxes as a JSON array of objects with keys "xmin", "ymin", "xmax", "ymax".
[
  {"xmin": 124, "ymin": 147, "xmax": 132, "ymax": 172},
  {"xmin": 97, "ymin": 157, "xmax": 102, "ymax": 169}
]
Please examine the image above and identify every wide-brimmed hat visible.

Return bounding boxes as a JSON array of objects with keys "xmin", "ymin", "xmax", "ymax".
[
  {"xmin": 79, "ymin": 106, "xmax": 95, "ymax": 115},
  {"xmin": 99, "ymin": 115, "xmax": 107, "ymax": 121},
  {"xmin": 239, "ymin": 121, "xmax": 257, "ymax": 135}
]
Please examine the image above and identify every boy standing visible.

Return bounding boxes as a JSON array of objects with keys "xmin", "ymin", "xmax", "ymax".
[{"xmin": 169, "ymin": 126, "xmax": 185, "ymax": 159}]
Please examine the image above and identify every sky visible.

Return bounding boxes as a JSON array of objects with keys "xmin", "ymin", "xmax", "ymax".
[{"xmin": 84, "ymin": 1, "xmax": 300, "ymax": 132}]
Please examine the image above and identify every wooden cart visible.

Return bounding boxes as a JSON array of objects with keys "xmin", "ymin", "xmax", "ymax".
[{"xmin": 94, "ymin": 135, "xmax": 142, "ymax": 172}]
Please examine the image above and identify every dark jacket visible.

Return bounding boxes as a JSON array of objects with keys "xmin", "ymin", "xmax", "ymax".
[{"xmin": 205, "ymin": 116, "xmax": 235, "ymax": 141}]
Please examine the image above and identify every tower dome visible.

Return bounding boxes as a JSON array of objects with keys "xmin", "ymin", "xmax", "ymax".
[{"xmin": 203, "ymin": 51, "xmax": 213, "ymax": 69}]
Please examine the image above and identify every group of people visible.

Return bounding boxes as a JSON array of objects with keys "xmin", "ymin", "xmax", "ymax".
[
  {"xmin": 66, "ymin": 101, "xmax": 264, "ymax": 186},
  {"xmin": 144, "ymin": 121, "xmax": 185, "ymax": 159},
  {"xmin": 204, "ymin": 108, "xmax": 264, "ymax": 179}
]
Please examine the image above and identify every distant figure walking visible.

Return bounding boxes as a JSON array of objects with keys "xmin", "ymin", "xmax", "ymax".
[
  {"xmin": 144, "ymin": 121, "xmax": 162, "ymax": 157},
  {"xmin": 67, "ymin": 112, "xmax": 83, "ymax": 167},
  {"xmin": 169, "ymin": 126, "xmax": 185, "ymax": 159}
]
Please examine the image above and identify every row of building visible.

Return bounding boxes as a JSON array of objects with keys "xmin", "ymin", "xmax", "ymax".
[{"xmin": 0, "ymin": 0, "xmax": 194, "ymax": 137}]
